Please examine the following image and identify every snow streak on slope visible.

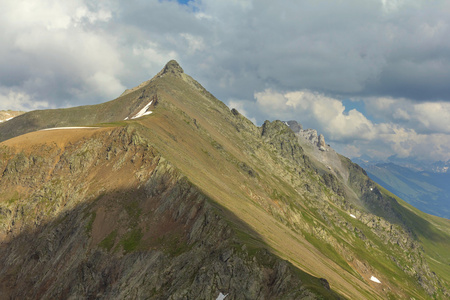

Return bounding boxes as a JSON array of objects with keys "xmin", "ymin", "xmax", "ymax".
[
  {"xmin": 370, "ymin": 276, "xmax": 381, "ymax": 284},
  {"xmin": 125, "ymin": 100, "xmax": 153, "ymax": 120},
  {"xmin": 41, "ymin": 127, "xmax": 99, "ymax": 131},
  {"xmin": 0, "ymin": 117, "xmax": 14, "ymax": 123}
]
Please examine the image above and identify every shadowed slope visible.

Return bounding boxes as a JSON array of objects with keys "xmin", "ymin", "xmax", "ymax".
[{"xmin": 0, "ymin": 126, "xmax": 342, "ymax": 299}]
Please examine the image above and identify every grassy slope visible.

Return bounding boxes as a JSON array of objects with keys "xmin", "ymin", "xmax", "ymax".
[
  {"xmin": 136, "ymin": 71, "xmax": 450, "ymax": 298},
  {"xmin": 377, "ymin": 184, "xmax": 450, "ymax": 290},
  {"xmin": 121, "ymin": 73, "xmax": 383, "ymax": 299},
  {"xmin": 79, "ymin": 70, "xmax": 448, "ymax": 299},
  {"xmin": 295, "ymin": 128, "xmax": 449, "ymax": 298}
]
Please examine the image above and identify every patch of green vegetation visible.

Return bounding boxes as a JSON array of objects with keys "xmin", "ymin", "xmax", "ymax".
[
  {"xmin": 85, "ymin": 211, "xmax": 96, "ymax": 235},
  {"xmin": 124, "ymin": 200, "xmax": 142, "ymax": 225},
  {"xmin": 159, "ymin": 234, "xmax": 192, "ymax": 257},
  {"xmin": 200, "ymin": 148, "xmax": 210, "ymax": 156},
  {"xmin": 99, "ymin": 230, "xmax": 118, "ymax": 251},
  {"xmin": 346, "ymin": 221, "xmax": 429, "ymax": 299},
  {"xmin": 76, "ymin": 149, "xmax": 90, "ymax": 157},
  {"xmin": 53, "ymin": 214, "xmax": 69, "ymax": 227},
  {"xmin": 232, "ymin": 228, "xmax": 267, "ymax": 259},
  {"xmin": 95, "ymin": 121, "xmax": 128, "ymax": 127},
  {"xmin": 377, "ymin": 185, "xmax": 450, "ymax": 291},
  {"xmin": 291, "ymin": 269, "xmax": 346, "ymax": 300},
  {"xmin": 210, "ymin": 140, "xmax": 223, "ymax": 151},
  {"xmin": 120, "ymin": 228, "xmax": 143, "ymax": 253},
  {"xmin": 302, "ymin": 230, "xmax": 354, "ymax": 275},
  {"xmin": 7, "ymin": 191, "xmax": 20, "ymax": 205}
]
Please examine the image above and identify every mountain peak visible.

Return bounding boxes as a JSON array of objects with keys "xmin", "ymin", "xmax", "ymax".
[{"xmin": 157, "ymin": 60, "xmax": 184, "ymax": 77}]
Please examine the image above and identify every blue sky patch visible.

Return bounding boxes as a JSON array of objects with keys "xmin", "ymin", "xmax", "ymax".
[{"xmin": 177, "ymin": 0, "xmax": 191, "ymax": 5}]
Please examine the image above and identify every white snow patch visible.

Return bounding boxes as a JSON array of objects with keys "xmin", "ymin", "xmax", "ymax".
[
  {"xmin": 216, "ymin": 292, "xmax": 228, "ymax": 300},
  {"xmin": 41, "ymin": 127, "xmax": 99, "ymax": 131},
  {"xmin": 350, "ymin": 214, "xmax": 356, "ymax": 219},
  {"xmin": 124, "ymin": 117, "xmax": 129, "ymax": 120},
  {"xmin": 370, "ymin": 276, "xmax": 381, "ymax": 283},
  {"xmin": 131, "ymin": 100, "xmax": 153, "ymax": 119},
  {"xmin": 0, "ymin": 117, "xmax": 14, "ymax": 123},
  {"xmin": 370, "ymin": 187, "xmax": 373, "ymax": 191},
  {"xmin": 284, "ymin": 121, "xmax": 289, "ymax": 126}
]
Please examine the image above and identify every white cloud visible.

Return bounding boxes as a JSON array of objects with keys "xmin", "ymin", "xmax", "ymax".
[
  {"xmin": 249, "ymin": 89, "xmax": 450, "ymax": 161},
  {"xmin": 0, "ymin": 88, "xmax": 49, "ymax": 111},
  {"xmin": 132, "ymin": 42, "xmax": 178, "ymax": 71},
  {"xmin": 255, "ymin": 89, "xmax": 375, "ymax": 141},
  {"xmin": 365, "ymin": 98, "xmax": 450, "ymax": 134},
  {"xmin": 180, "ymin": 33, "xmax": 205, "ymax": 54},
  {"xmin": 74, "ymin": 6, "xmax": 112, "ymax": 25},
  {"xmin": 1, "ymin": 0, "xmax": 450, "ymax": 163},
  {"xmin": 0, "ymin": 0, "xmax": 125, "ymax": 106},
  {"xmin": 380, "ymin": 0, "xmax": 406, "ymax": 14}
]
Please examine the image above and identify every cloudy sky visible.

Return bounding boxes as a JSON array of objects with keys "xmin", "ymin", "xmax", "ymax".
[{"xmin": 1, "ymin": 0, "xmax": 450, "ymax": 163}]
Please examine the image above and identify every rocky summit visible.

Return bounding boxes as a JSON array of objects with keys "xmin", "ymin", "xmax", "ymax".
[{"xmin": 0, "ymin": 61, "xmax": 449, "ymax": 299}]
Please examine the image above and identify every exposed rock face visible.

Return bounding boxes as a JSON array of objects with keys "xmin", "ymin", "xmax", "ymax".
[
  {"xmin": 261, "ymin": 120, "xmax": 309, "ymax": 166},
  {"xmin": 0, "ymin": 127, "xmax": 339, "ymax": 299},
  {"xmin": 299, "ymin": 128, "xmax": 318, "ymax": 145},
  {"xmin": 292, "ymin": 126, "xmax": 327, "ymax": 152},
  {"xmin": 318, "ymin": 134, "xmax": 326, "ymax": 149},
  {"xmin": 157, "ymin": 59, "xmax": 184, "ymax": 77},
  {"xmin": 286, "ymin": 120, "xmax": 302, "ymax": 133}
]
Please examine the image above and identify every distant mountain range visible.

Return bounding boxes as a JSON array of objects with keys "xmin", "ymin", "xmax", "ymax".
[
  {"xmin": 355, "ymin": 160, "xmax": 450, "ymax": 219},
  {"xmin": 354, "ymin": 156, "xmax": 450, "ymax": 174}
]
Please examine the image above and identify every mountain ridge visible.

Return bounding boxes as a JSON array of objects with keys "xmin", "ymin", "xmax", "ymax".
[{"xmin": 0, "ymin": 61, "xmax": 449, "ymax": 299}]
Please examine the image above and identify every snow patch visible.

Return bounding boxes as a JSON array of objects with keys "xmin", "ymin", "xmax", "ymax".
[
  {"xmin": 216, "ymin": 292, "xmax": 228, "ymax": 300},
  {"xmin": 0, "ymin": 117, "xmax": 14, "ymax": 123},
  {"xmin": 284, "ymin": 121, "xmax": 289, "ymax": 126},
  {"xmin": 124, "ymin": 117, "xmax": 129, "ymax": 120},
  {"xmin": 41, "ymin": 127, "xmax": 98, "ymax": 131},
  {"xmin": 350, "ymin": 214, "xmax": 356, "ymax": 219},
  {"xmin": 370, "ymin": 276, "xmax": 381, "ymax": 283},
  {"xmin": 131, "ymin": 100, "xmax": 153, "ymax": 119},
  {"xmin": 370, "ymin": 187, "xmax": 373, "ymax": 191}
]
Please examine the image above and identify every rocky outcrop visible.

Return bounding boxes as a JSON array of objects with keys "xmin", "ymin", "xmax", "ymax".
[
  {"xmin": 318, "ymin": 134, "xmax": 326, "ymax": 150},
  {"xmin": 286, "ymin": 120, "xmax": 302, "ymax": 133},
  {"xmin": 261, "ymin": 120, "xmax": 310, "ymax": 167},
  {"xmin": 287, "ymin": 122, "xmax": 327, "ymax": 152},
  {"xmin": 156, "ymin": 59, "xmax": 184, "ymax": 78}
]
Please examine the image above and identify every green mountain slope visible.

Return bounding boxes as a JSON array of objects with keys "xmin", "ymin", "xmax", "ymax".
[{"xmin": 0, "ymin": 61, "xmax": 449, "ymax": 299}]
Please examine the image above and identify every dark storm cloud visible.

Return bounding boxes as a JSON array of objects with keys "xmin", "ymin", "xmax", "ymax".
[
  {"xmin": 3, "ymin": 0, "xmax": 450, "ymax": 108},
  {"xmin": 1, "ymin": 0, "xmax": 450, "ymax": 161},
  {"xmin": 190, "ymin": 0, "xmax": 450, "ymax": 103}
]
